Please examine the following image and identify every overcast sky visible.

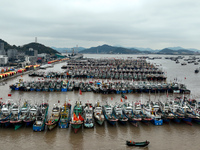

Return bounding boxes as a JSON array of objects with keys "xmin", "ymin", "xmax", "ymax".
[{"xmin": 0, "ymin": 0, "xmax": 200, "ymax": 49}]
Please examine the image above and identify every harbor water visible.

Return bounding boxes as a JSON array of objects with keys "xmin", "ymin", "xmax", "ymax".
[{"xmin": 0, "ymin": 54, "xmax": 200, "ymax": 150}]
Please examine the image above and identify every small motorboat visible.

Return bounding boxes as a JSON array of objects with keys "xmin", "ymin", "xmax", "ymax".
[
  {"xmin": 195, "ymin": 68, "xmax": 199, "ymax": 73},
  {"xmin": 126, "ymin": 140, "xmax": 150, "ymax": 147}
]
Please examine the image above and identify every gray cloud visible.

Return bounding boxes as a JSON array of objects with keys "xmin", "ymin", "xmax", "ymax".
[{"xmin": 0, "ymin": 0, "xmax": 200, "ymax": 49}]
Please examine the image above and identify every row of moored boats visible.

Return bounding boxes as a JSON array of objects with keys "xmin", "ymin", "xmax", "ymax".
[
  {"xmin": 9, "ymin": 80, "xmax": 190, "ymax": 94},
  {"xmin": 1, "ymin": 96, "xmax": 199, "ymax": 132}
]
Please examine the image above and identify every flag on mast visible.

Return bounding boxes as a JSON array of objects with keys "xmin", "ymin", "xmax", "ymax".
[
  {"xmin": 73, "ymin": 113, "xmax": 79, "ymax": 121},
  {"xmin": 121, "ymin": 93, "xmax": 127, "ymax": 99},
  {"xmin": 79, "ymin": 113, "xmax": 84, "ymax": 121},
  {"xmin": 79, "ymin": 89, "xmax": 82, "ymax": 95}
]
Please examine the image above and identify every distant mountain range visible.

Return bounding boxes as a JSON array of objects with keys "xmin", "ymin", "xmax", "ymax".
[
  {"xmin": 1, "ymin": 38, "xmax": 199, "ymax": 55},
  {"xmin": 0, "ymin": 39, "xmax": 59, "ymax": 54},
  {"xmin": 52, "ymin": 45, "xmax": 200, "ymax": 54},
  {"xmin": 76, "ymin": 44, "xmax": 200, "ymax": 55}
]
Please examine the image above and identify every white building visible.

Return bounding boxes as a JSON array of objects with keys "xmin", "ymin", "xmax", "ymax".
[{"xmin": 0, "ymin": 55, "xmax": 8, "ymax": 66}]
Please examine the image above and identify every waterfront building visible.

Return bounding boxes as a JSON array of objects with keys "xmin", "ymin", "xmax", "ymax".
[
  {"xmin": 7, "ymin": 49, "xmax": 18, "ymax": 61},
  {"xmin": 0, "ymin": 55, "xmax": 8, "ymax": 66},
  {"xmin": 38, "ymin": 53, "xmax": 51, "ymax": 62}
]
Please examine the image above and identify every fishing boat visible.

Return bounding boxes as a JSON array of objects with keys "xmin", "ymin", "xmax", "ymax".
[
  {"xmin": 33, "ymin": 103, "xmax": 49, "ymax": 131},
  {"xmin": 150, "ymin": 110, "xmax": 163, "ymax": 125},
  {"xmin": 132, "ymin": 101, "xmax": 143, "ymax": 122},
  {"xmin": 20, "ymin": 101, "xmax": 30, "ymax": 125},
  {"xmin": 126, "ymin": 140, "xmax": 150, "ymax": 147},
  {"xmin": 0, "ymin": 102, "xmax": 12, "ymax": 127},
  {"xmin": 169, "ymin": 98, "xmax": 185, "ymax": 124},
  {"xmin": 23, "ymin": 104, "xmax": 38, "ymax": 126},
  {"xmin": 61, "ymin": 80, "xmax": 68, "ymax": 92},
  {"xmin": 103, "ymin": 103, "xmax": 118, "ymax": 125},
  {"xmin": 113, "ymin": 103, "xmax": 128, "ymax": 124},
  {"xmin": 46, "ymin": 103, "xmax": 61, "ymax": 130},
  {"xmin": 195, "ymin": 68, "xmax": 199, "ymax": 73},
  {"xmin": 83, "ymin": 103, "xmax": 94, "ymax": 128},
  {"xmin": 159, "ymin": 101, "xmax": 174, "ymax": 124},
  {"xmin": 59, "ymin": 102, "xmax": 71, "ymax": 128},
  {"xmin": 143, "ymin": 101, "xmax": 163, "ymax": 125},
  {"xmin": 123, "ymin": 101, "xmax": 141, "ymax": 127},
  {"xmin": 70, "ymin": 101, "xmax": 84, "ymax": 133},
  {"xmin": 10, "ymin": 103, "xmax": 23, "ymax": 130},
  {"xmin": 189, "ymin": 100, "xmax": 200, "ymax": 124},
  {"xmin": 93, "ymin": 101, "xmax": 105, "ymax": 125},
  {"xmin": 181, "ymin": 101, "xmax": 193, "ymax": 126}
]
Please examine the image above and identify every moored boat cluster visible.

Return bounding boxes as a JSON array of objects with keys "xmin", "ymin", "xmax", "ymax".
[
  {"xmin": 9, "ymin": 80, "xmax": 190, "ymax": 94},
  {"xmin": 10, "ymin": 57, "xmax": 191, "ymax": 94},
  {"xmin": 1, "ymin": 96, "xmax": 199, "ymax": 133},
  {"xmin": 29, "ymin": 69, "xmax": 166, "ymax": 81},
  {"xmin": 60, "ymin": 58, "xmax": 166, "ymax": 81}
]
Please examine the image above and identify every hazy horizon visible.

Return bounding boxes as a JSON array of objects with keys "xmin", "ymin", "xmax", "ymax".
[{"xmin": 1, "ymin": 0, "xmax": 200, "ymax": 50}]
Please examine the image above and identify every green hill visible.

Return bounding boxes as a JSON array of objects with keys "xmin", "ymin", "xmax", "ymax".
[
  {"xmin": 21, "ymin": 42, "xmax": 59, "ymax": 54},
  {"xmin": 79, "ymin": 44, "xmax": 141, "ymax": 54},
  {"xmin": 158, "ymin": 48, "xmax": 196, "ymax": 54},
  {"xmin": 0, "ymin": 39, "xmax": 59, "ymax": 54}
]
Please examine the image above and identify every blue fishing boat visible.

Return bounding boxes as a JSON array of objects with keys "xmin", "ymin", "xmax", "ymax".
[
  {"xmin": 143, "ymin": 101, "xmax": 163, "ymax": 126},
  {"xmin": 33, "ymin": 103, "xmax": 49, "ymax": 131},
  {"xmin": 49, "ymin": 82, "xmax": 55, "ymax": 92},
  {"xmin": 58, "ymin": 102, "xmax": 71, "ymax": 128},
  {"xmin": 150, "ymin": 112, "xmax": 163, "ymax": 125},
  {"xmin": 61, "ymin": 80, "xmax": 68, "ymax": 92},
  {"xmin": 103, "ymin": 103, "xmax": 118, "ymax": 125}
]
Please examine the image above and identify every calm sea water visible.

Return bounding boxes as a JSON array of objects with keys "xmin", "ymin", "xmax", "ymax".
[{"xmin": 0, "ymin": 54, "xmax": 200, "ymax": 150}]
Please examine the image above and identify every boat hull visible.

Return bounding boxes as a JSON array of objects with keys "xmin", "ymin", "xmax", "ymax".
[
  {"xmin": 182, "ymin": 118, "xmax": 192, "ymax": 126},
  {"xmin": 33, "ymin": 124, "xmax": 45, "ymax": 131},
  {"xmin": 173, "ymin": 118, "xmax": 182, "ymax": 123},
  {"xmin": 70, "ymin": 123, "xmax": 82, "ymax": 133},
  {"xmin": 151, "ymin": 119, "xmax": 163, "ymax": 126},
  {"xmin": 84, "ymin": 123, "xmax": 94, "ymax": 128},
  {"xmin": 59, "ymin": 121, "xmax": 70, "ymax": 128},
  {"xmin": 46, "ymin": 122, "xmax": 58, "ymax": 130},
  {"xmin": 126, "ymin": 141, "xmax": 150, "ymax": 147},
  {"xmin": 94, "ymin": 117, "xmax": 104, "ymax": 126},
  {"xmin": 10, "ymin": 120, "xmax": 23, "ymax": 130},
  {"xmin": 0, "ymin": 120, "xmax": 11, "ymax": 127},
  {"xmin": 23, "ymin": 120, "xmax": 35, "ymax": 126},
  {"xmin": 193, "ymin": 118, "xmax": 200, "ymax": 124}
]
